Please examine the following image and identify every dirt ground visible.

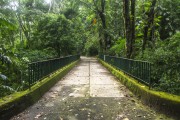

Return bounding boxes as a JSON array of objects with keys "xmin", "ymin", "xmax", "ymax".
[{"xmin": 11, "ymin": 57, "xmax": 173, "ymax": 120}]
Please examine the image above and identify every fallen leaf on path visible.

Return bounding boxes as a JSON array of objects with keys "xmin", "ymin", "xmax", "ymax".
[
  {"xmin": 123, "ymin": 118, "xmax": 129, "ymax": 120},
  {"xmin": 50, "ymin": 95, "xmax": 56, "ymax": 98},
  {"xmin": 103, "ymin": 104, "xmax": 108, "ymax": 107},
  {"xmin": 59, "ymin": 116, "xmax": 63, "ymax": 120},
  {"xmin": 34, "ymin": 112, "xmax": 43, "ymax": 119},
  {"xmin": 116, "ymin": 114, "xmax": 127, "ymax": 120}
]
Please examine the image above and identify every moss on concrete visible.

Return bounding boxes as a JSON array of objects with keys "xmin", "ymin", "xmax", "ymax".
[
  {"xmin": 0, "ymin": 60, "xmax": 79, "ymax": 120},
  {"xmin": 99, "ymin": 59, "xmax": 180, "ymax": 118}
]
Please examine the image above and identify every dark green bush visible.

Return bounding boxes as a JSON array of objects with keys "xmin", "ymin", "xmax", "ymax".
[
  {"xmin": 84, "ymin": 38, "xmax": 99, "ymax": 56},
  {"xmin": 108, "ymin": 38, "xmax": 126, "ymax": 57},
  {"xmin": 136, "ymin": 32, "xmax": 180, "ymax": 95}
]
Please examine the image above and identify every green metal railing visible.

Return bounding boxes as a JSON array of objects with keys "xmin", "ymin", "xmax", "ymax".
[
  {"xmin": 99, "ymin": 55, "xmax": 152, "ymax": 87},
  {"xmin": 28, "ymin": 55, "xmax": 80, "ymax": 87}
]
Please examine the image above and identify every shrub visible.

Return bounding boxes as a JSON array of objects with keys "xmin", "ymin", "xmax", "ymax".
[{"xmin": 136, "ymin": 32, "xmax": 180, "ymax": 95}]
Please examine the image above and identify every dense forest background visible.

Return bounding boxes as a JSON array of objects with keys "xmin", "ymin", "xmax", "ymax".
[{"xmin": 0, "ymin": 0, "xmax": 179, "ymax": 97}]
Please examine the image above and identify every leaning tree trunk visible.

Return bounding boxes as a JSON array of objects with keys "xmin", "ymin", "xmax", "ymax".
[
  {"xmin": 94, "ymin": 0, "xmax": 110, "ymax": 53},
  {"xmin": 99, "ymin": 11, "xmax": 108, "ymax": 52}
]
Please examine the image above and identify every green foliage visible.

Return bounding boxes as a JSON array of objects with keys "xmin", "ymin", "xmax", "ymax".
[
  {"xmin": 18, "ymin": 49, "xmax": 57, "ymax": 62},
  {"xmin": 136, "ymin": 32, "xmax": 180, "ymax": 95},
  {"xmin": 64, "ymin": 8, "xmax": 78, "ymax": 19},
  {"xmin": 0, "ymin": 16, "xmax": 16, "ymax": 30},
  {"xmin": 0, "ymin": 0, "xmax": 86, "ymax": 97},
  {"xmin": 0, "ymin": 85, "xmax": 16, "ymax": 98},
  {"xmin": 159, "ymin": 0, "xmax": 180, "ymax": 40},
  {"xmin": 109, "ymin": 38, "xmax": 126, "ymax": 57},
  {"xmin": 84, "ymin": 35, "xmax": 99, "ymax": 56},
  {"xmin": 35, "ymin": 14, "xmax": 79, "ymax": 56}
]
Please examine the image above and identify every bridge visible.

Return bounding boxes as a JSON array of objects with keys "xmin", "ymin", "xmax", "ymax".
[{"xmin": 0, "ymin": 56, "xmax": 179, "ymax": 120}]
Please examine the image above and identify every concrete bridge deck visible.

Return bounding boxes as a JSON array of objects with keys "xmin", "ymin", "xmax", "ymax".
[{"xmin": 11, "ymin": 57, "xmax": 171, "ymax": 120}]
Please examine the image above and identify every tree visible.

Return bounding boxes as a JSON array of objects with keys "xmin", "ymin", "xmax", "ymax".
[
  {"xmin": 93, "ymin": 0, "xmax": 109, "ymax": 53},
  {"xmin": 159, "ymin": 0, "xmax": 180, "ymax": 40},
  {"xmin": 142, "ymin": 0, "xmax": 157, "ymax": 52},
  {"xmin": 123, "ymin": 0, "xmax": 136, "ymax": 58}
]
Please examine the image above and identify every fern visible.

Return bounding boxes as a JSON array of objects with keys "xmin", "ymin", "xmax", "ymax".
[
  {"xmin": 0, "ymin": 13, "xmax": 16, "ymax": 30},
  {"xmin": 0, "ymin": 74, "xmax": 8, "ymax": 80},
  {"xmin": 0, "ymin": 54, "xmax": 12, "ymax": 65},
  {"xmin": 0, "ymin": 85, "xmax": 16, "ymax": 92},
  {"xmin": 0, "ymin": 85, "xmax": 16, "ymax": 98}
]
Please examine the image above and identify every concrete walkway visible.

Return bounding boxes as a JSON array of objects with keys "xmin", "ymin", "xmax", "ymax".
[{"xmin": 11, "ymin": 57, "xmax": 172, "ymax": 120}]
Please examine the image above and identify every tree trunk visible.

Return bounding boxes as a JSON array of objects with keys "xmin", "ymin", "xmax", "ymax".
[
  {"xmin": 19, "ymin": 25, "xmax": 22, "ymax": 43},
  {"xmin": 99, "ymin": 32, "xmax": 104, "ymax": 54},
  {"xmin": 16, "ymin": 1, "xmax": 31, "ymax": 48},
  {"xmin": 16, "ymin": 14, "xmax": 30, "ymax": 43},
  {"xmin": 123, "ymin": 0, "xmax": 136, "ymax": 58},
  {"xmin": 99, "ymin": 0, "xmax": 109, "ymax": 52},
  {"xmin": 123, "ymin": 0, "xmax": 131, "ymax": 58},
  {"xmin": 130, "ymin": 0, "xmax": 135, "ymax": 58},
  {"xmin": 142, "ymin": 0, "xmax": 156, "ymax": 51},
  {"xmin": 94, "ymin": 0, "xmax": 110, "ymax": 53},
  {"xmin": 56, "ymin": 43, "xmax": 61, "ymax": 57}
]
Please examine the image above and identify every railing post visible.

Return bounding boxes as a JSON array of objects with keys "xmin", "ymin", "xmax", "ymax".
[
  {"xmin": 28, "ymin": 64, "xmax": 31, "ymax": 89},
  {"xmin": 149, "ymin": 63, "xmax": 152, "ymax": 89}
]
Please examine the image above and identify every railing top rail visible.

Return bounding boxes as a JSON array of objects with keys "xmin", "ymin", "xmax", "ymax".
[
  {"xmin": 28, "ymin": 55, "xmax": 76, "ymax": 64},
  {"xmin": 104, "ymin": 55, "xmax": 152, "ymax": 64}
]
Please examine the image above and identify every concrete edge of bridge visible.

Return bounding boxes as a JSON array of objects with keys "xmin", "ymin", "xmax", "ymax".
[
  {"xmin": 98, "ymin": 58, "xmax": 180, "ymax": 119},
  {"xmin": 0, "ymin": 60, "xmax": 80, "ymax": 120}
]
